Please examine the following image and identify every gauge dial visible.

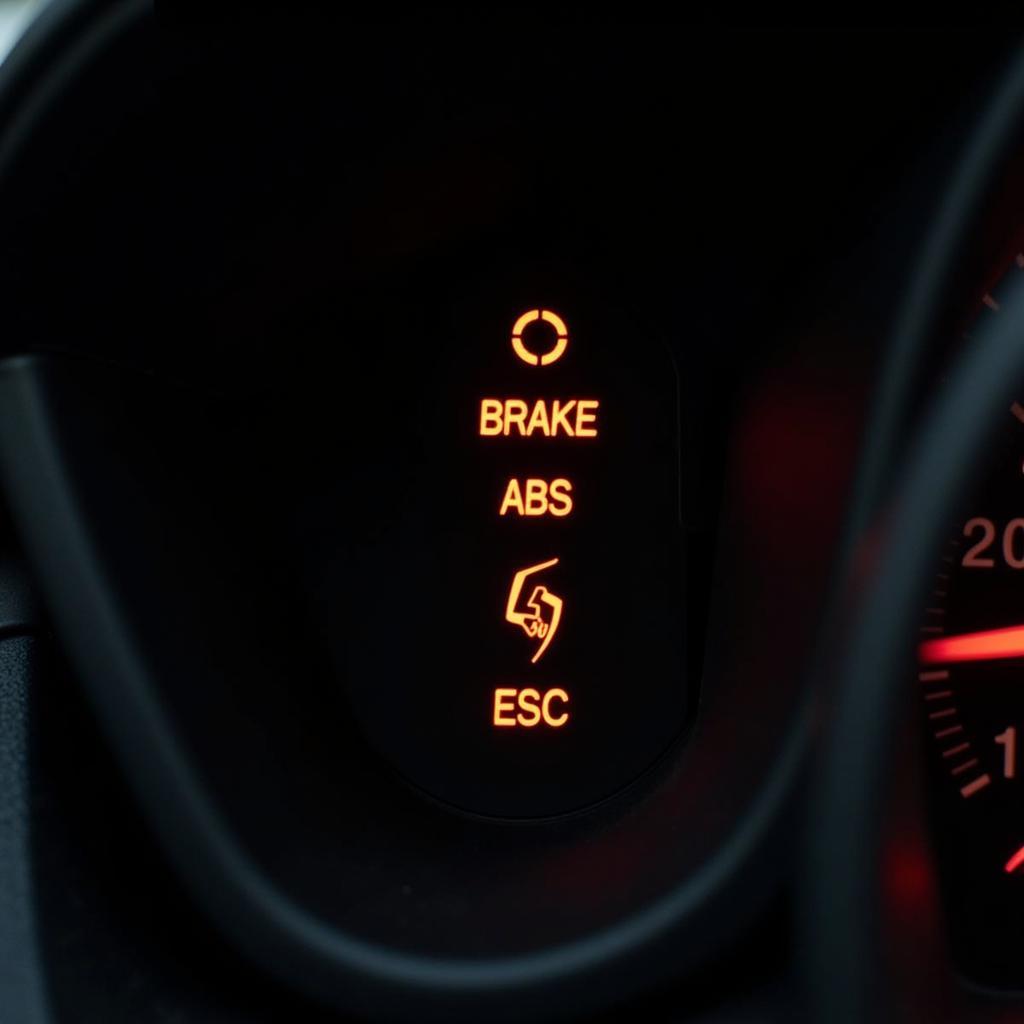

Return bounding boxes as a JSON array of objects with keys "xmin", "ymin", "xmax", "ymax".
[{"xmin": 919, "ymin": 251, "xmax": 1024, "ymax": 987}]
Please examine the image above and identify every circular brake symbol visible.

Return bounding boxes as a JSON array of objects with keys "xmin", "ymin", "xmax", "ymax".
[{"xmin": 511, "ymin": 309, "xmax": 569, "ymax": 366}]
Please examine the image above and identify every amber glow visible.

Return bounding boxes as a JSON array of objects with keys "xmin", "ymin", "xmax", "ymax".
[
  {"xmin": 505, "ymin": 558, "xmax": 563, "ymax": 663},
  {"xmin": 499, "ymin": 478, "xmax": 573, "ymax": 517},
  {"xmin": 492, "ymin": 687, "xmax": 570, "ymax": 727},
  {"xmin": 511, "ymin": 309, "xmax": 569, "ymax": 366},
  {"xmin": 479, "ymin": 398, "xmax": 599, "ymax": 437},
  {"xmin": 920, "ymin": 625, "xmax": 1024, "ymax": 665}
]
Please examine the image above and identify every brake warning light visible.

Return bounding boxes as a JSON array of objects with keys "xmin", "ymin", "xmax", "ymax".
[{"xmin": 478, "ymin": 398, "xmax": 599, "ymax": 438}]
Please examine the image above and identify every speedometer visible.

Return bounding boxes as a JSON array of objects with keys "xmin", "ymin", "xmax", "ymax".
[{"xmin": 919, "ymin": 251, "xmax": 1024, "ymax": 987}]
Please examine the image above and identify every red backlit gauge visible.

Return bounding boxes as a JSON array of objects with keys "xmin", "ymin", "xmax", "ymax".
[
  {"xmin": 337, "ymin": 270, "xmax": 687, "ymax": 818},
  {"xmin": 918, "ymin": 251, "xmax": 1024, "ymax": 987}
]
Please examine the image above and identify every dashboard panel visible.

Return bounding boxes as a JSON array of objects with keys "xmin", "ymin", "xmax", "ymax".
[{"xmin": 0, "ymin": 9, "xmax": 1021, "ymax": 1023}]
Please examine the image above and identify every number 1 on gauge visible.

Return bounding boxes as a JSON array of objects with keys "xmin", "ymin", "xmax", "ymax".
[{"xmin": 996, "ymin": 726, "xmax": 1017, "ymax": 779}]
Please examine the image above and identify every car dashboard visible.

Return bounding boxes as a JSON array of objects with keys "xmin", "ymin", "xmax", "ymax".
[{"xmin": 1, "ymin": 9, "xmax": 1023, "ymax": 1023}]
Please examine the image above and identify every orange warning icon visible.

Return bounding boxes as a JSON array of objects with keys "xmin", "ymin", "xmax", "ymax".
[
  {"xmin": 505, "ymin": 558, "xmax": 563, "ymax": 663},
  {"xmin": 510, "ymin": 309, "xmax": 569, "ymax": 366}
]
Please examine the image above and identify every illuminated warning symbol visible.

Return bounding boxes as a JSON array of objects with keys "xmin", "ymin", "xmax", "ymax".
[
  {"xmin": 505, "ymin": 558, "xmax": 563, "ymax": 663},
  {"xmin": 511, "ymin": 309, "xmax": 569, "ymax": 367}
]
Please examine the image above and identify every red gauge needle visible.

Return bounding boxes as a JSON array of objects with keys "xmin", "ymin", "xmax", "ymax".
[
  {"xmin": 1006, "ymin": 846, "xmax": 1024, "ymax": 874},
  {"xmin": 920, "ymin": 625, "xmax": 1024, "ymax": 665}
]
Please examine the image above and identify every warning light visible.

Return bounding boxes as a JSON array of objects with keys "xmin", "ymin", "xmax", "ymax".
[
  {"xmin": 511, "ymin": 309, "xmax": 569, "ymax": 366},
  {"xmin": 478, "ymin": 398, "xmax": 599, "ymax": 437},
  {"xmin": 505, "ymin": 558, "xmax": 563, "ymax": 663},
  {"xmin": 499, "ymin": 478, "xmax": 573, "ymax": 517},
  {"xmin": 492, "ymin": 687, "xmax": 570, "ymax": 727}
]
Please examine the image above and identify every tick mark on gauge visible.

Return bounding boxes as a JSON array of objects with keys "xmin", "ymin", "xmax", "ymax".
[
  {"xmin": 935, "ymin": 725, "xmax": 963, "ymax": 739},
  {"xmin": 929, "ymin": 708, "xmax": 957, "ymax": 720},
  {"xmin": 952, "ymin": 758, "xmax": 979, "ymax": 776},
  {"xmin": 1006, "ymin": 845, "xmax": 1024, "ymax": 873},
  {"xmin": 1012, "ymin": 401, "xmax": 1024, "ymax": 424},
  {"xmin": 925, "ymin": 690, "xmax": 953, "ymax": 700},
  {"xmin": 960, "ymin": 774, "xmax": 991, "ymax": 798},
  {"xmin": 919, "ymin": 669, "xmax": 950, "ymax": 682},
  {"xmin": 942, "ymin": 742, "xmax": 971, "ymax": 758}
]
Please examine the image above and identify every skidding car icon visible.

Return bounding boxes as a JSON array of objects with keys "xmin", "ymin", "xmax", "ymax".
[{"xmin": 505, "ymin": 558, "xmax": 564, "ymax": 663}]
